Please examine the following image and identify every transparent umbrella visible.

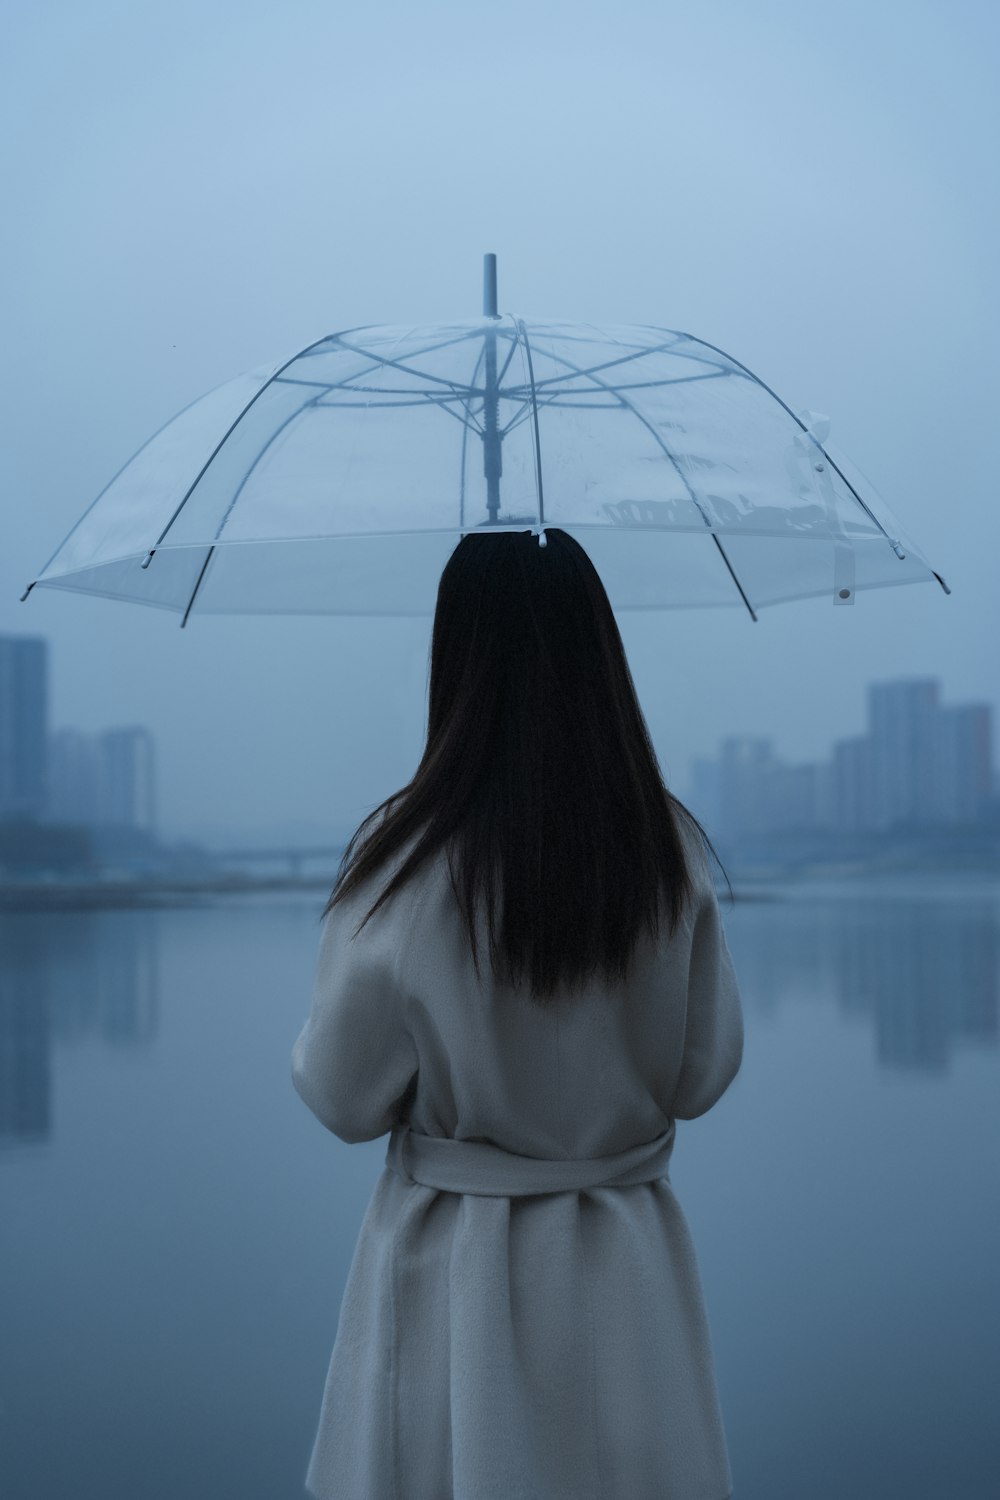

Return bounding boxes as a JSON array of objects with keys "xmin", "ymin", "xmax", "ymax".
[{"xmin": 19, "ymin": 254, "xmax": 949, "ymax": 626}]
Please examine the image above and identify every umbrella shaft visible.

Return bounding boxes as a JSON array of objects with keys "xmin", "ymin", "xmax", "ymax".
[{"xmin": 483, "ymin": 325, "xmax": 502, "ymax": 519}]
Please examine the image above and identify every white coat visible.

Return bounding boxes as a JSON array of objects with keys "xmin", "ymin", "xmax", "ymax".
[{"xmin": 291, "ymin": 816, "xmax": 744, "ymax": 1500}]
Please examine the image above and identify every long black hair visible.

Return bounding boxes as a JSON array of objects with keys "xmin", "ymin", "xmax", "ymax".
[{"xmin": 321, "ymin": 527, "xmax": 730, "ymax": 1004}]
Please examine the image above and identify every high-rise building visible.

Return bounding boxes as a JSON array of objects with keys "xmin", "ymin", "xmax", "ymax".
[
  {"xmin": 765, "ymin": 761, "xmax": 831, "ymax": 831},
  {"xmin": 931, "ymin": 704, "xmax": 994, "ymax": 824},
  {"xmin": 813, "ymin": 761, "xmax": 836, "ymax": 829},
  {"xmin": 0, "ymin": 635, "xmax": 49, "ymax": 820},
  {"xmin": 48, "ymin": 728, "xmax": 102, "ymax": 826},
  {"xmin": 98, "ymin": 727, "xmax": 156, "ymax": 832},
  {"xmin": 718, "ymin": 736, "xmax": 778, "ymax": 839},
  {"xmin": 868, "ymin": 678, "xmax": 940, "ymax": 830},
  {"xmin": 832, "ymin": 736, "xmax": 878, "ymax": 831}
]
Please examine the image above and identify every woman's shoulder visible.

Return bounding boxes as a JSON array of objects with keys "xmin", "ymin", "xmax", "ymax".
[
  {"xmin": 334, "ymin": 827, "xmax": 449, "ymax": 932},
  {"xmin": 670, "ymin": 800, "xmax": 715, "ymax": 890}
]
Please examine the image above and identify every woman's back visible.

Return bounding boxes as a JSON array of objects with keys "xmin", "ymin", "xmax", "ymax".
[{"xmin": 291, "ymin": 815, "xmax": 744, "ymax": 1500}]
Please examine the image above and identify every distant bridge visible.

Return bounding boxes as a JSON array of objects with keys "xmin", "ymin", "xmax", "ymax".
[{"xmin": 207, "ymin": 846, "xmax": 347, "ymax": 877}]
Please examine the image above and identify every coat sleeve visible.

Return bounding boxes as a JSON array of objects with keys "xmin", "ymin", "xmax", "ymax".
[
  {"xmin": 290, "ymin": 892, "xmax": 419, "ymax": 1145},
  {"xmin": 671, "ymin": 877, "xmax": 744, "ymax": 1120}
]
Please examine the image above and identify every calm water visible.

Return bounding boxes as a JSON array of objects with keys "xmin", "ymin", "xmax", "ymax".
[{"xmin": 1, "ymin": 878, "xmax": 998, "ymax": 1500}]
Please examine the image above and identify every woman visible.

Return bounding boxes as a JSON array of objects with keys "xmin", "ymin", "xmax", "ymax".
[{"xmin": 291, "ymin": 526, "xmax": 744, "ymax": 1500}]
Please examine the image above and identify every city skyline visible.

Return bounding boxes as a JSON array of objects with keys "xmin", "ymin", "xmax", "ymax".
[
  {"xmin": 0, "ymin": 634, "xmax": 157, "ymax": 835},
  {"xmin": 690, "ymin": 675, "xmax": 996, "ymax": 842},
  {"xmin": 3, "ymin": 631, "xmax": 996, "ymax": 850}
]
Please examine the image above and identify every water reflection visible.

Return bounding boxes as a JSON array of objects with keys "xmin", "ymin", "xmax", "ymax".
[
  {"xmin": 0, "ymin": 886, "xmax": 997, "ymax": 1500},
  {"xmin": 728, "ymin": 892, "xmax": 999, "ymax": 1072},
  {"xmin": 1, "ymin": 888, "xmax": 997, "ymax": 1156},
  {"xmin": 0, "ymin": 911, "xmax": 160, "ymax": 1149}
]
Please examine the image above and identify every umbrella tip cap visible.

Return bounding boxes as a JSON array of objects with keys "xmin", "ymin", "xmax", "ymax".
[{"xmin": 483, "ymin": 253, "xmax": 498, "ymax": 317}]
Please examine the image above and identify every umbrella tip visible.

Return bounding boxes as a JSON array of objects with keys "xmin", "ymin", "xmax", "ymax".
[
  {"xmin": 483, "ymin": 253, "xmax": 498, "ymax": 318},
  {"xmin": 19, "ymin": 581, "xmax": 35, "ymax": 602}
]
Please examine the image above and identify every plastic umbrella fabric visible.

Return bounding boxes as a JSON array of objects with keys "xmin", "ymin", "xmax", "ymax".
[{"xmin": 20, "ymin": 255, "xmax": 949, "ymax": 625}]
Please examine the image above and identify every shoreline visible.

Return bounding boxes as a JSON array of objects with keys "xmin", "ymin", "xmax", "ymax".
[
  {"xmin": 0, "ymin": 874, "xmax": 335, "ymax": 911},
  {"xmin": 1, "ymin": 862, "xmax": 997, "ymax": 912}
]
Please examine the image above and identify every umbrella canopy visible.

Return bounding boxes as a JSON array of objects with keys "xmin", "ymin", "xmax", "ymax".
[{"xmin": 20, "ymin": 255, "xmax": 949, "ymax": 625}]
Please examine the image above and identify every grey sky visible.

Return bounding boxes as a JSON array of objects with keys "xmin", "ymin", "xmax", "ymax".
[{"xmin": 2, "ymin": 0, "xmax": 996, "ymax": 845}]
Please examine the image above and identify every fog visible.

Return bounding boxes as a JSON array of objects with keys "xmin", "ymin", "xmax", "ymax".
[{"xmin": 2, "ymin": 0, "xmax": 996, "ymax": 846}]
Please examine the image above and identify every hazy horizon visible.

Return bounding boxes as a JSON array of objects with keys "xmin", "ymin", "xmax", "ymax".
[{"xmin": 5, "ymin": 639, "xmax": 991, "ymax": 849}]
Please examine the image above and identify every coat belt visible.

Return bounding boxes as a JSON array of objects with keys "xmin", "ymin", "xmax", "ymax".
[{"xmin": 385, "ymin": 1119, "xmax": 676, "ymax": 1196}]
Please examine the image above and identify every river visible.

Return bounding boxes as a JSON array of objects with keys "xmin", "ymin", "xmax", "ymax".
[{"xmin": 1, "ymin": 874, "xmax": 997, "ymax": 1499}]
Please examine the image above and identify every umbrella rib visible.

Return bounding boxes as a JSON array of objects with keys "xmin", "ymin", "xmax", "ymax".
[
  {"xmin": 277, "ymin": 372, "xmax": 484, "ymax": 419},
  {"xmin": 523, "ymin": 335, "xmax": 731, "ymax": 393},
  {"xmin": 499, "ymin": 401, "xmax": 532, "ymax": 437},
  {"xmin": 543, "ymin": 326, "xmax": 759, "ymax": 621},
  {"xmin": 315, "ymin": 333, "xmax": 506, "ymax": 440},
  {"xmin": 397, "ymin": 369, "xmax": 727, "ymax": 403},
  {"xmin": 213, "ymin": 387, "xmax": 337, "ymax": 542},
  {"xmin": 459, "ymin": 338, "xmax": 488, "ymax": 436},
  {"xmin": 313, "ymin": 385, "xmax": 522, "ymax": 404},
  {"xmin": 275, "ymin": 327, "xmax": 516, "ymax": 437},
  {"xmin": 460, "ymin": 341, "xmax": 487, "ymax": 525},
  {"xmin": 307, "ymin": 396, "xmax": 484, "ymax": 424},
  {"xmin": 304, "ymin": 326, "xmax": 487, "ymax": 365},
  {"xmin": 329, "ymin": 329, "xmax": 500, "ymax": 394},
  {"xmin": 155, "ymin": 321, "xmax": 449, "ymax": 574},
  {"xmin": 179, "ymin": 379, "xmax": 341, "ymax": 622},
  {"xmin": 20, "ymin": 371, "xmax": 260, "ymax": 600},
  {"xmin": 278, "ymin": 348, "xmax": 501, "ymax": 405},
  {"xmin": 525, "ymin": 334, "xmax": 718, "ymax": 516},
  {"xmin": 419, "ymin": 389, "xmax": 485, "ymax": 436},
  {"xmin": 184, "ymin": 339, "xmax": 500, "ymax": 612},
  {"xmin": 500, "ymin": 374, "xmax": 728, "ymax": 435},
  {"xmin": 278, "ymin": 374, "xmax": 484, "ymax": 406},
  {"xmin": 514, "ymin": 319, "xmax": 546, "ymax": 526},
  {"xmin": 189, "ymin": 339, "xmax": 497, "ymax": 607},
  {"xmin": 142, "ymin": 331, "xmax": 344, "ymax": 565},
  {"xmin": 513, "ymin": 389, "xmax": 634, "ymax": 432},
  {"xmin": 180, "ymin": 547, "xmax": 214, "ymax": 628},
  {"xmin": 204, "ymin": 331, "xmax": 490, "ymax": 550},
  {"xmin": 307, "ymin": 385, "xmax": 490, "ymax": 432},
  {"xmin": 281, "ymin": 336, "xmax": 488, "ymax": 394},
  {"xmin": 494, "ymin": 334, "xmax": 520, "ymax": 390},
  {"xmin": 274, "ymin": 345, "xmax": 725, "ymax": 407},
  {"xmin": 668, "ymin": 327, "xmax": 917, "ymax": 561},
  {"xmin": 483, "ymin": 332, "xmax": 525, "ymax": 435},
  {"xmin": 529, "ymin": 369, "xmax": 731, "ymax": 397}
]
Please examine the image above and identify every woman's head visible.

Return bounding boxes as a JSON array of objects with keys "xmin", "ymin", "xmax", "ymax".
[
  {"xmin": 427, "ymin": 527, "xmax": 641, "ymax": 774},
  {"xmin": 323, "ymin": 527, "xmax": 727, "ymax": 1003}
]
